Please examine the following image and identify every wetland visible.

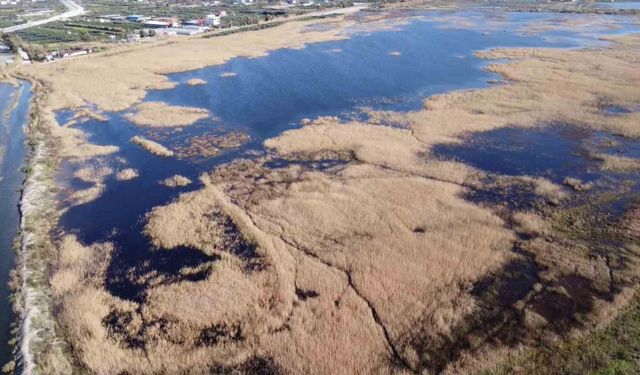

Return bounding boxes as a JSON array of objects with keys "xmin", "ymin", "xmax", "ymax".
[{"xmin": 6, "ymin": 5, "xmax": 640, "ymax": 375}]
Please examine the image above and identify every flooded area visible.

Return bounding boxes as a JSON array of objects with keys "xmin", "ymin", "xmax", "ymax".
[
  {"xmin": 22, "ymin": 8, "xmax": 640, "ymax": 374},
  {"xmin": 433, "ymin": 125, "xmax": 640, "ymax": 189},
  {"xmin": 0, "ymin": 81, "xmax": 31, "ymax": 368},
  {"xmin": 57, "ymin": 12, "xmax": 640, "ymax": 294}
]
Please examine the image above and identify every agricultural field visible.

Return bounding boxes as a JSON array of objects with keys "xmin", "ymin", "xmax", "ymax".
[
  {"xmin": 9, "ymin": 0, "xmax": 352, "ymax": 48},
  {"xmin": 0, "ymin": 0, "xmax": 65, "ymax": 28}
]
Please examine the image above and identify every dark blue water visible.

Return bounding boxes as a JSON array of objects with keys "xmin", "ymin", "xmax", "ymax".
[
  {"xmin": 55, "ymin": 11, "xmax": 640, "ymax": 301},
  {"xmin": 432, "ymin": 125, "xmax": 640, "ymax": 212},
  {"xmin": 433, "ymin": 126, "xmax": 597, "ymax": 184},
  {"xmin": 433, "ymin": 126, "xmax": 640, "ymax": 184},
  {"xmin": 0, "ymin": 81, "xmax": 31, "ymax": 368}
]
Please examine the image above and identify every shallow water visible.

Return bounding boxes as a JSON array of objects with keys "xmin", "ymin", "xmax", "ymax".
[
  {"xmin": 598, "ymin": 1, "xmax": 640, "ymax": 10},
  {"xmin": 54, "ymin": 11, "xmax": 640, "ymax": 300},
  {"xmin": 0, "ymin": 81, "xmax": 31, "ymax": 367},
  {"xmin": 432, "ymin": 125, "xmax": 640, "ymax": 210}
]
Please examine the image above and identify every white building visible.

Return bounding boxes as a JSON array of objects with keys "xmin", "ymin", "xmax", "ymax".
[{"xmin": 206, "ymin": 14, "xmax": 220, "ymax": 26}]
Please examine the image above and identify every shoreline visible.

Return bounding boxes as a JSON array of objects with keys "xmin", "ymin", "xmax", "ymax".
[
  {"xmin": 0, "ymin": 80, "xmax": 29, "ymax": 373},
  {"xmin": 7, "ymin": 76, "xmax": 73, "ymax": 373}
]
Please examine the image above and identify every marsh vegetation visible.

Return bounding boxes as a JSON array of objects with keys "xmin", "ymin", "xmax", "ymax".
[{"xmin": 10, "ymin": 7, "xmax": 640, "ymax": 375}]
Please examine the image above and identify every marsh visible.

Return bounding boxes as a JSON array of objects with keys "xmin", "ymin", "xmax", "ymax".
[{"xmin": 8, "ymin": 7, "xmax": 640, "ymax": 375}]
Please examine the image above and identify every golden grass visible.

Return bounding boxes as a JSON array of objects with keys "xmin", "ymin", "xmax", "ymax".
[
  {"xmin": 68, "ymin": 163, "xmax": 113, "ymax": 205},
  {"xmin": 531, "ymin": 177, "xmax": 568, "ymax": 202},
  {"xmin": 115, "ymin": 168, "xmax": 139, "ymax": 181},
  {"xmin": 69, "ymin": 184, "xmax": 105, "ymax": 206},
  {"xmin": 124, "ymin": 102, "xmax": 210, "ymax": 127},
  {"xmin": 73, "ymin": 164, "xmax": 113, "ymax": 183},
  {"xmin": 160, "ymin": 174, "xmax": 192, "ymax": 187},
  {"xmin": 512, "ymin": 211, "xmax": 547, "ymax": 236},
  {"xmin": 144, "ymin": 189, "xmax": 229, "ymax": 254},
  {"xmin": 32, "ymin": 12, "xmax": 640, "ymax": 375},
  {"xmin": 592, "ymin": 152, "xmax": 640, "ymax": 172},
  {"xmin": 186, "ymin": 78, "xmax": 207, "ymax": 86},
  {"xmin": 267, "ymin": 36, "xmax": 640, "ymax": 189},
  {"xmin": 516, "ymin": 176, "xmax": 568, "ymax": 204},
  {"xmin": 563, "ymin": 177, "xmax": 593, "ymax": 192},
  {"xmin": 174, "ymin": 132, "xmax": 250, "ymax": 158},
  {"xmin": 47, "ymin": 109, "xmax": 119, "ymax": 160},
  {"xmin": 130, "ymin": 136, "xmax": 174, "ymax": 157}
]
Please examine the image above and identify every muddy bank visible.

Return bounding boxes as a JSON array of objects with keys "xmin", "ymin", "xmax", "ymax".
[
  {"xmin": 0, "ymin": 81, "xmax": 30, "ymax": 372},
  {"xmin": 11, "ymin": 79, "xmax": 75, "ymax": 374}
]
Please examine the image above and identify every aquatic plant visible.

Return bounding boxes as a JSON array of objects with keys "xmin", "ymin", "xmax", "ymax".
[{"xmin": 130, "ymin": 136, "xmax": 174, "ymax": 157}]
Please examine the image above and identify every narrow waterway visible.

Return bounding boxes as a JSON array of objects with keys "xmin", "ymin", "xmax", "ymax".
[{"xmin": 0, "ymin": 81, "xmax": 31, "ymax": 369}]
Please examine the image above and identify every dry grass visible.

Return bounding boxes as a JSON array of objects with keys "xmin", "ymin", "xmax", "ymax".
[
  {"xmin": 592, "ymin": 152, "xmax": 640, "ymax": 172},
  {"xmin": 46, "ymin": 109, "xmax": 118, "ymax": 160},
  {"xmin": 186, "ymin": 78, "xmax": 207, "ymax": 86},
  {"xmin": 144, "ymin": 189, "xmax": 229, "ymax": 254},
  {"xmin": 160, "ymin": 174, "xmax": 192, "ymax": 187},
  {"xmin": 518, "ymin": 176, "xmax": 568, "ymax": 204},
  {"xmin": 531, "ymin": 177, "xmax": 568, "ymax": 202},
  {"xmin": 563, "ymin": 177, "xmax": 593, "ymax": 192},
  {"xmin": 124, "ymin": 102, "xmax": 210, "ymax": 127},
  {"xmin": 32, "ymin": 12, "xmax": 640, "ymax": 375},
  {"xmin": 131, "ymin": 136, "xmax": 174, "ymax": 157},
  {"xmin": 69, "ymin": 184, "xmax": 105, "ymax": 206},
  {"xmin": 174, "ymin": 132, "xmax": 250, "ymax": 159},
  {"xmin": 73, "ymin": 165, "xmax": 113, "ymax": 183},
  {"xmin": 68, "ymin": 163, "xmax": 113, "ymax": 205},
  {"xmin": 512, "ymin": 211, "xmax": 547, "ymax": 237},
  {"xmin": 115, "ymin": 168, "xmax": 139, "ymax": 181}
]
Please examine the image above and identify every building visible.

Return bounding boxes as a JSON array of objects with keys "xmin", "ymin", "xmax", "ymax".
[
  {"xmin": 69, "ymin": 49, "xmax": 90, "ymax": 58},
  {"xmin": 206, "ymin": 14, "xmax": 221, "ymax": 27},
  {"xmin": 174, "ymin": 26, "xmax": 207, "ymax": 35},
  {"xmin": 143, "ymin": 20, "xmax": 172, "ymax": 28},
  {"xmin": 183, "ymin": 19, "xmax": 204, "ymax": 26},
  {"xmin": 126, "ymin": 15, "xmax": 145, "ymax": 22},
  {"xmin": 154, "ymin": 17, "xmax": 180, "ymax": 27}
]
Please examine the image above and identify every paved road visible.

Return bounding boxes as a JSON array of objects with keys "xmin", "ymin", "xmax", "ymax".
[{"xmin": 0, "ymin": 0, "xmax": 85, "ymax": 33}]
